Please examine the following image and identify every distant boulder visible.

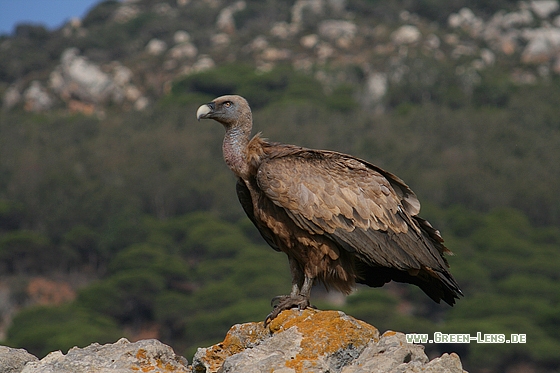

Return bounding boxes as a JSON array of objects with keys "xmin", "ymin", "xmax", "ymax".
[
  {"xmin": 391, "ymin": 25, "xmax": 421, "ymax": 45},
  {"xmin": 216, "ymin": 0, "xmax": 246, "ymax": 34},
  {"xmin": 23, "ymin": 81, "xmax": 54, "ymax": 112},
  {"xmin": 49, "ymin": 48, "xmax": 148, "ymax": 112},
  {"xmin": 146, "ymin": 39, "xmax": 168, "ymax": 56},
  {"xmin": 318, "ymin": 20, "xmax": 357, "ymax": 48},
  {"xmin": 521, "ymin": 27, "xmax": 560, "ymax": 63},
  {"xmin": 530, "ymin": 0, "xmax": 559, "ymax": 18},
  {"xmin": 2, "ymin": 85, "xmax": 22, "ymax": 110},
  {"xmin": 50, "ymin": 48, "xmax": 118, "ymax": 104}
]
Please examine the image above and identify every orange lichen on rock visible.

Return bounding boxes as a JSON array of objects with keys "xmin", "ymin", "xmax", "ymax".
[
  {"xmin": 382, "ymin": 330, "xmax": 398, "ymax": 337},
  {"xmin": 133, "ymin": 347, "xmax": 189, "ymax": 373},
  {"xmin": 193, "ymin": 321, "xmax": 269, "ymax": 372},
  {"xmin": 270, "ymin": 309, "xmax": 379, "ymax": 372},
  {"xmin": 192, "ymin": 308, "xmax": 379, "ymax": 373}
]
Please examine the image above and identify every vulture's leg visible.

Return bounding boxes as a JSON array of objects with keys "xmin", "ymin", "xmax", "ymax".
[{"xmin": 265, "ymin": 257, "xmax": 312, "ymax": 325}]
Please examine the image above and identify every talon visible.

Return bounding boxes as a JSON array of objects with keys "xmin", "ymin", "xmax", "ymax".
[
  {"xmin": 270, "ymin": 295, "xmax": 290, "ymax": 307},
  {"xmin": 264, "ymin": 294, "xmax": 311, "ymax": 325}
]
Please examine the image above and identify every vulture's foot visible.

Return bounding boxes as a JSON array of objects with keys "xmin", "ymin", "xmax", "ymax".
[{"xmin": 264, "ymin": 294, "xmax": 311, "ymax": 325}]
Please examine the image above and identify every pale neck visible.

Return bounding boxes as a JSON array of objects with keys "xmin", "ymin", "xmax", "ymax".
[{"xmin": 222, "ymin": 124, "xmax": 251, "ymax": 177}]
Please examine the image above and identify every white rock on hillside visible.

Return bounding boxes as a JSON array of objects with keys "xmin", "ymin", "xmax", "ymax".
[
  {"xmin": 23, "ymin": 81, "xmax": 54, "ymax": 112},
  {"xmin": 391, "ymin": 25, "xmax": 421, "ymax": 44},
  {"xmin": 146, "ymin": 38, "xmax": 168, "ymax": 55},
  {"xmin": 530, "ymin": 0, "xmax": 559, "ymax": 18},
  {"xmin": 216, "ymin": 0, "xmax": 246, "ymax": 34},
  {"xmin": 521, "ymin": 27, "xmax": 560, "ymax": 63}
]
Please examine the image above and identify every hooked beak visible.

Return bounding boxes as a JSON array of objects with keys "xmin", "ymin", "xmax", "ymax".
[{"xmin": 196, "ymin": 102, "xmax": 214, "ymax": 121}]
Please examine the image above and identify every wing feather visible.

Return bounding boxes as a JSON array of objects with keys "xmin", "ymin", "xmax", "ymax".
[{"xmin": 256, "ymin": 150, "xmax": 446, "ymax": 272}]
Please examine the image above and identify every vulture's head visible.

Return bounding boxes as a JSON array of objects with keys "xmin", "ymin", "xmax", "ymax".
[{"xmin": 196, "ymin": 95, "xmax": 252, "ymax": 128}]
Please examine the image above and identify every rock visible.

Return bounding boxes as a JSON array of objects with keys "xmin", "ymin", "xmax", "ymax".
[
  {"xmin": 521, "ymin": 27, "xmax": 560, "ymax": 63},
  {"xmin": 316, "ymin": 42, "xmax": 335, "ymax": 61},
  {"xmin": 451, "ymin": 43, "xmax": 478, "ymax": 59},
  {"xmin": 134, "ymin": 96, "xmax": 150, "ymax": 111},
  {"xmin": 448, "ymin": 8, "xmax": 474, "ymax": 28},
  {"xmin": 341, "ymin": 330, "xmax": 428, "ymax": 373},
  {"xmin": 530, "ymin": 0, "xmax": 559, "ymax": 18},
  {"xmin": 112, "ymin": 63, "xmax": 134, "ymax": 86},
  {"xmin": 480, "ymin": 48, "xmax": 496, "ymax": 66},
  {"xmin": 261, "ymin": 48, "xmax": 292, "ymax": 62},
  {"xmin": 448, "ymin": 8, "xmax": 485, "ymax": 37},
  {"xmin": 47, "ymin": 48, "xmax": 145, "ymax": 111},
  {"xmin": 192, "ymin": 309, "xmax": 468, "ymax": 373},
  {"xmin": 216, "ymin": 0, "xmax": 246, "ymax": 34},
  {"xmin": 391, "ymin": 25, "xmax": 421, "ymax": 45},
  {"xmin": 2, "ymin": 85, "xmax": 21, "ymax": 109},
  {"xmin": 20, "ymin": 338, "xmax": 190, "ymax": 373},
  {"xmin": 270, "ymin": 22, "xmax": 295, "ymax": 40},
  {"xmin": 146, "ymin": 39, "xmax": 168, "ymax": 55},
  {"xmin": 124, "ymin": 85, "xmax": 142, "ymax": 102},
  {"xmin": 291, "ymin": 0, "xmax": 326, "ymax": 31},
  {"xmin": 112, "ymin": 3, "xmax": 141, "ymax": 23},
  {"xmin": 212, "ymin": 33, "xmax": 231, "ymax": 48},
  {"xmin": 500, "ymin": 9, "xmax": 533, "ymax": 28},
  {"xmin": 424, "ymin": 34, "xmax": 441, "ymax": 49},
  {"xmin": 364, "ymin": 72, "xmax": 387, "ymax": 109},
  {"xmin": 174, "ymin": 30, "xmax": 191, "ymax": 44},
  {"xmin": 169, "ymin": 42, "xmax": 198, "ymax": 59},
  {"xmin": 248, "ymin": 36, "xmax": 269, "ymax": 52},
  {"xmin": 318, "ymin": 20, "xmax": 358, "ymax": 48},
  {"xmin": 300, "ymin": 34, "xmax": 319, "ymax": 49},
  {"xmin": 341, "ymin": 331, "xmax": 466, "ymax": 373},
  {"xmin": 193, "ymin": 309, "xmax": 378, "ymax": 373},
  {"xmin": 0, "ymin": 346, "xmax": 38, "ymax": 373},
  {"xmin": 23, "ymin": 81, "xmax": 54, "ymax": 112},
  {"xmin": 153, "ymin": 3, "xmax": 177, "ymax": 17},
  {"xmin": 423, "ymin": 353, "xmax": 465, "ymax": 373},
  {"xmin": 50, "ymin": 48, "xmax": 117, "ymax": 104},
  {"xmin": 192, "ymin": 55, "xmax": 216, "ymax": 72},
  {"xmin": 1, "ymin": 310, "xmax": 467, "ymax": 373}
]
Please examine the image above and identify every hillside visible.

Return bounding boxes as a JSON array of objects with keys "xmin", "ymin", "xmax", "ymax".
[{"xmin": 1, "ymin": 1, "xmax": 560, "ymax": 372}]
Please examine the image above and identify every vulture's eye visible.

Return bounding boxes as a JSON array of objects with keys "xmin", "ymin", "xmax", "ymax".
[{"xmin": 223, "ymin": 101, "xmax": 233, "ymax": 108}]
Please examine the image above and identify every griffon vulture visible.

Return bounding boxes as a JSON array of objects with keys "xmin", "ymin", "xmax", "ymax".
[{"xmin": 197, "ymin": 95, "xmax": 462, "ymax": 323}]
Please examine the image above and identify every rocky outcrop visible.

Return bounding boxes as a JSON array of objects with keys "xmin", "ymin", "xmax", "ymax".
[
  {"xmin": 448, "ymin": 1, "xmax": 560, "ymax": 68},
  {"xmin": 5, "ymin": 0, "xmax": 560, "ymax": 115},
  {"xmin": 50, "ymin": 48, "xmax": 150, "ymax": 112},
  {"xmin": 10, "ymin": 338, "xmax": 190, "ymax": 373},
  {"xmin": 216, "ymin": 0, "xmax": 246, "ymax": 34},
  {"xmin": 22, "ymin": 81, "xmax": 53, "ymax": 112},
  {"xmin": 49, "ymin": 48, "xmax": 148, "ymax": 111},
  {"xmin": 1, "ymin": 309, "xmax": 466, "ymax": 373},
  {"xmin": 0, "ymin": 346, "xmax": 38, "ymax": 373},
  {"xmin": 193, "ymin": 309, "xmax": 466, "ymax": 373},
  {"xmin": 50, "ymin": 48, "xmax": 120, "ymax": 105}
]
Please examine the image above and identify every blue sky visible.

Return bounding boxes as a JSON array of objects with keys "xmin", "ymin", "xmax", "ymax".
[{"xmin": 0, "ymin": 0, "xmax": 104, "ymax": 35}]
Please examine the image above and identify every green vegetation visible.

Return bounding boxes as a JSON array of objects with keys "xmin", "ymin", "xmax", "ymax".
[{"xmin": 1, "ymin": 64, "xmax": 560, "ymax": 372}]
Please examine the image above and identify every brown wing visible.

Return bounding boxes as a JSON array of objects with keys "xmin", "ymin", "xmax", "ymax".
[
  {"xmin": 256, "ymin": 149, "xmax": 462, "ymax": 304},
  {"xmin": 236, "ymin": 178, "xmax": 281, "ymax": 252}
]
